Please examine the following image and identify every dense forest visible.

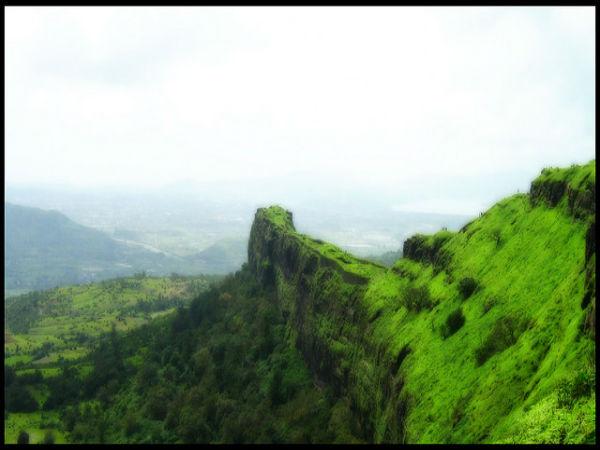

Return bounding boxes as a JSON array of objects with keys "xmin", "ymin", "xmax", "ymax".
[
  {"xmin": 4, "ymin": 161, "xmax": 596, "ymax": 444},
  {"xmin": 6, "ymin": 271, "xmax": 359, "ymax": 443}
]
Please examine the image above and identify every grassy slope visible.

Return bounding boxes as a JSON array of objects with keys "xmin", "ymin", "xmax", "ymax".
[
  {"xmin": 375, "ymin": 194, "xmax": 592, "ymax": 443},
  {"xmin": 261, "ymin": 161, "xmax": 595, "ymax": 443}
]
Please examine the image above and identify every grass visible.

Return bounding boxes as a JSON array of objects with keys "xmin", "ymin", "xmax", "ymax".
[
  {"xmin": 256, "ymin": 162, "xmax": 595, "ymax": 443},
  {"xmin": 258, "ymin": 206, "xmax": 386, "ymax": 280}
]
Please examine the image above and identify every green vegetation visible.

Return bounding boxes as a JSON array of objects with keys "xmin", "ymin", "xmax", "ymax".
[
  {"xmin": 458, "ymin": 277, "xmax": 479, "ymax": 299},
  {"xmin": 473, "ymin": 314, "xmax": 531, "ymax": 366},
  {"xmin": 4, "ymin": 160, "xmax": 595, "ymax": 443},
  {"xmin": 5, "ymin": 275, "xmax": 216, "ymax": 368},
  {"xmin": 7, "ymin": 272, "xmax": 354, "ymax": 443},
  {"xmin": 245, "ymin": 161, "xmax": 595, "ymax": 443},
  {"xmin": 441, "ymin": 308, "xmax": 465, "ymax": 338},
  {"xmin": 402, "ymin": 285, "xmax": 435, "ymax": 312},
  {"xmin": 4, "ymin": 275, "xmax": 216, "ymax": 444}
]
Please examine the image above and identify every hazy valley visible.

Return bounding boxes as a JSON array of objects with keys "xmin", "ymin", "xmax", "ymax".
[{"xmin": 4, "ymin": 182, "xmax": 471, "ymax": 296}]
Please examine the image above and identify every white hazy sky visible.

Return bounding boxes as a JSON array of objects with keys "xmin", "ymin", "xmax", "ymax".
[{"xmin": 5, "ymin": 6, "xmax": 595, "ymax": 214}]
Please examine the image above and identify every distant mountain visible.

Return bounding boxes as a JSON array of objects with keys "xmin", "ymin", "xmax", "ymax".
[
  {"xmin": 184, "ymin": 238, "xmax": 247, "ymax": 274},
  {"xmin": 4, "ymin": 203, "xmax": 240, "ymax": 294}
]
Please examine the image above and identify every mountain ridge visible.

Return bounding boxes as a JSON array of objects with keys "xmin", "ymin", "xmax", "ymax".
[
  {"xmin": 4, "ymin": 160, "xmax": 595, "ymax": 444},
  {"xmin": 4, "ymin": 203, "xmax": 241, "ymax": 293},
  {"xmin": 245, "ymin": 160, "xmax": 595, "ymax": 443}
]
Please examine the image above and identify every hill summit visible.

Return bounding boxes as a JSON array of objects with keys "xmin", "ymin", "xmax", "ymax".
[{"xmin": 245, "ymin": 160, "xmax": 595, "ymax": 443}]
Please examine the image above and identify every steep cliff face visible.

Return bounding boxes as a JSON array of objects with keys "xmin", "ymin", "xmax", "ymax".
[
  {"xmin": 530, "ymin": 163, "xmax": 595, "ymax": 218},
  {"xmin": 248, "ymin": 206, "xmax": 405, "ymax": 442},
  {"xmin": 247, "ymin": 160, "xmax": 595, "ymax": 444}
]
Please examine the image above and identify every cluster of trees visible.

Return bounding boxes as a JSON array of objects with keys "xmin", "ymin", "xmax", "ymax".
[
  {"xmin": 125, "ymin": 297, "xmax": 184, "ymax": 315},
  {"xmin": 403, "ymin": 285, "xmax": 434, "ymax": 312},
  {"xmin": 26, "ymin": 267, "xmax": 364, "ymax": 443},
  {"xmin": 4, "ymin": 366, "xmax": 39, "ymax": 413}
]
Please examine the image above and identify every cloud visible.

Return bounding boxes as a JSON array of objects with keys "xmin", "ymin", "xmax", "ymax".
[{"xmin": 4, "ymin": 7, "xmax": 595, "ymax": 213}]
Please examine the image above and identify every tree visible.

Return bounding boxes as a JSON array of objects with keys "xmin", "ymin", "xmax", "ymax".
[
  {"xmin": 402, "ymin": 286, "xmax": 433, "ymax": 311},
  {"xmin": 6, "ymin": 382, "xmax": 38, "ymax": 412},
  {"xmin": 441, "ymin": 308, "xmax": 466, "ymax": 338},
  {"xmin": 124, "ymin": 413, "xmax": 140, "ymax": 437},
  {"xmin": 458, "ymin": 277, "xmax": 479, "ymax": 300},
  {"xmin": 43, "ymin": 430, "xmax": 55, "ymax": 444},
  {"xmin": 5, "ymin": 365, "xmax": 16, "ymax": 387},
  {"xmin": 171, "ymin": 306, "xmax": 191, "ymax": 335},
  {"xmin": 17, "ymin": 430, "xmax": 30, "ymax": 444}
]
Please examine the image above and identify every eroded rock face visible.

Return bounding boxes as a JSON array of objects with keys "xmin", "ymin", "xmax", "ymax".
[
  {"xmin": 247, "ymin": 208, "xmax": 292, "ymax": 286},
  {"xmin": 527, "ymin": 172, "xmax": 595, "ymax": 337},
  {"xmin": 568, "ymin": 182, "xmax": 596, "ymax": 219},
  {"xmin": 582, "ymin": 220, "xmax": 596, "ymax": 337},
  {"xmin": 247, "ymin": 206, "xmax": 408, "ymax": 443},
  {"xmin": 585, "ymin": 220, "xmax": 596, "ymax": 264},
  {"xmin": 248, "ymin": 207, "xmax": 367, "ymax": 386},
  {"xmin": 530, "ymin": 179, "xmax": 567, "ymax": 207},
  {"xmin": 529, "ymin": 171, "xmax": 595, "ymax": 219}
]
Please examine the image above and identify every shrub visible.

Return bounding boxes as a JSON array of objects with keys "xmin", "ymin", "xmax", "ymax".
[
  {"xmin": 402, "ymin": 286, "xmax": 434, "ymax": 312},
  {"xmin": 43, "ymin": 430, "xmax": 55, "ymax": 445},
  {"xmin": 145, "ymin": 386, "xmax": 170, "ymax": 420},
  {"xmin": 441, "ymin": 308, "xmax": 466, "ymax": 338},
  {"xmin": 557, "ymin": 369, "xmax": 596, "ymax": 409},
  {"xmin": 17, "ymin": 431, "xmax": 30, "ymax": 445},
  {"xmin": 458, "ymin": 277, "xmax": 479, "ymax": 300},
  {"xmin": 6, "ymin": 382, "xmax": 39, "ymax": 412},
  {"xmin": 124, "ymin": 413, "xmax": 140, "ymax": 437},
  {"xmin": 474, "ymin": 315, "xmax": 530, "ymax": 366}
]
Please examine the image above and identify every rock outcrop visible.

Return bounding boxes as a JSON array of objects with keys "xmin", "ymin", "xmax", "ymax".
[{"xmin": 248, "ymin": 206, "xmax": 407, "ymax": 442}]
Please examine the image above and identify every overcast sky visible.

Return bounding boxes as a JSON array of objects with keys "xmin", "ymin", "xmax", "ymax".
[{"xmin": 5, "ymin": 7, "xmax": 595, "ymax": 214}]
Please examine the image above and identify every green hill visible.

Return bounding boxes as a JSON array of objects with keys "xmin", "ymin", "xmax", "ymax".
[
  {"xmin": 3, "ymin": 274, "xmax": 216, "ymax": 444},
  {"xmin": 4, "ymin": 203, "xmax": 219, "ymax": 294},
  {"xmin": 4, "ymin": 161, "xmax": 595, "ymax": 443},
  {"xmin": 183, "ymin": 238, "xmax": 247, "ymax": 275},
  {"xmin": 247, "ymin": 160, "xmax": 595, "ymax": 443}
]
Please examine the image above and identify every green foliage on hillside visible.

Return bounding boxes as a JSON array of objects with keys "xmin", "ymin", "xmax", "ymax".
[
  {"xmin": 6, "ymin": 272, "xmax": 360, "ymax": 444},
  {"xmin": 4, "ymin": 275, "xmax": 215, "ymax": 444},
  {"xmin": 247, "ymin": 161, "xmax": 595, "ymax": 444},
  {"xmin": 4, "ymin": 160, "xmax": 595, "ymax": 444}
]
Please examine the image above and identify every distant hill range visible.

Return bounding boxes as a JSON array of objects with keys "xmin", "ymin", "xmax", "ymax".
[{"xmin": 4, "ymin": 203, "xmax": 245, "ymax": 294}]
